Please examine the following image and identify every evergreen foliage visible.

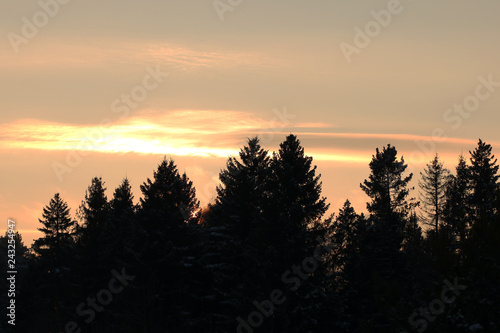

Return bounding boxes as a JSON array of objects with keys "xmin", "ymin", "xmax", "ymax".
[{"xmin": 8, "ymin": 136, "xmax": 500, "ymax": 332}]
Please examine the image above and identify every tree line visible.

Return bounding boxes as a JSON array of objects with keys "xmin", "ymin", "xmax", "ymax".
[{"xmin": 1, "ymin": 135, "xmax": 499, "ymax": 332}]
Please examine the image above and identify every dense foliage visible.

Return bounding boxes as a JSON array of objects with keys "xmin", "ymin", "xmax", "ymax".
[{"xmin": 2, "ymin": 136, "xmax": 499, "ymax": 332}]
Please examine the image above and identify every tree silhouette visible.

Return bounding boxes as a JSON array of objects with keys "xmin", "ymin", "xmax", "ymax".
[
  {"xmin": 442, "ymin": 155, "xmax": 471, "ymax": 262},
  {"xmin": 11, "ymin": 135, "xmax": 500, "ymax": 332},
  {"xmin": 358, "ymin": 144, "xmax": 418, "ymax": 329},
  {"xmin": 209, "ymin": 137, "xmax": 271, "ymax": 239},
  {"xmin": 469, "ymin": 139, "xmax": 499, "ymax": 222},
  {"xmin": 29, "ymin": 193, "xmax": 77, "ymax": 332},
  {"xmin": 467, "ymin": 139, "xmax": 499, "ymax": 271},
  {"xmin": 33, "ymin": 193, "xmax": 76, "ymax": 259},
  {"xmin": 361, "ymin": 144, "xmax": 416, "ymax": 219},
  {"xmin": 139, "ymin": 157, "xmax": 199, "ymax": 230},
  {"xmin": 418, "ymin": 154, "xmax": 449, "ymax": 235},
  {"xmin": 77, "ymin": 177, "xmax": 110, "ymax": 246}
]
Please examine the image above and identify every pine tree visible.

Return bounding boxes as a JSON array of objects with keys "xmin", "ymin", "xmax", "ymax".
[
  {"xmin": 139, "ymin": 158, "xmax": 199, "ymax": 230},
  {"xmin": 271, "ymin": 134, "xmax": 328, "ymax": 226},
  {"xmin": 360, "ymin": 144, "xmax": 416, "ymax": 252},
  {"xmin": 264, "ymin": 135, "xmax": 333, "ymax": 331},
  {"xmin": 329, "ymin": 200, "xmax": 365, "ymax": 289},
  {"xmin": 33, "ymin": 193, "xmax": 76, "ymax": 259},
  {"xmin": 30, "ymin": 193, "xmax": 77, "ymax": 332},
  {"xmin": 76, "ymin": 176, "xmax": 111, "ymax": 256},
  {"xmin": 442, "ymin": 155, "xmax": 471, "ymax": 253},
  {"xmin": 111, "ymin": 177, "xmax": 136, "ymax": 219},
  {"xmin": 418, "ymin": 154, "xmax": 449, "ymax": 235},
  {"xmin": 467, "ymin": 139, "xmax": 499, "ymax": 269},
  {"xmin": 469, "ymin": 139, "xmax": 499, "ymax": 221},
  {"xmin": 204, "ymin": 138, "xmax": 275, "ymax": 330},
  {"xmin": 135, "ymin": 158, "xmax": 202, "ymax": 330},
  {"xmin": 209, "ymin": 137, "xmax": 270, "ymax": 240},
  {"xmin": 402, "ymin": 212, "xmax": 424, "ymax": 263},
  {"xmin": 268, "ymin": 134, "xmax": 329, "ymax": 266},
  {"xmin": 109, "ymin": 177, "xmax": 137, "ymax": 265},
  {"xmin": 358, "ymin": 144, "xmax": 417, "ymax": 329},
  {"xmin": 361, "ymin": 144, "xmax": 416, "ymax": 220},
  {"xmin": 74, "ymin": 176, "xmax": 115, "ymax": 312}
]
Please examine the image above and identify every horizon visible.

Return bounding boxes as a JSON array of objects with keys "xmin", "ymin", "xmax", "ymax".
[{"xmin": 2, "ymin": 0, "xmax": 500, "ymax": 246}]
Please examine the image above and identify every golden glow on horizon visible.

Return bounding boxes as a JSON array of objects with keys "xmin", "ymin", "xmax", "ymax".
[{"xmin": 0, "ymin": 109, "xmax": 488, "ymax": 165}]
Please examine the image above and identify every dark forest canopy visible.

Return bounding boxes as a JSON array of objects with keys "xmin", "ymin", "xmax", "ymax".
[{"xmin": 2, "ymin": 135, "xmax": 499, "ymax": 333}]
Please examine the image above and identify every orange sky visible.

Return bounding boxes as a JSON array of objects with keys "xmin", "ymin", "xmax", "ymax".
[{"xmin": 1, "ymin": 0, "xmax": 500, "ymax": 245}]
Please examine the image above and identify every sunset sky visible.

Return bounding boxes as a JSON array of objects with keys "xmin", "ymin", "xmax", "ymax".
[{"xmin": 2, "ymin": 0, "xmax": 500, "ymax": 245}]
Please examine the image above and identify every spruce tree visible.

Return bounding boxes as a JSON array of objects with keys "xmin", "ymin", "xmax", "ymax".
[
  {"xmin": 139, "ymin": 158, "xmax": 199, "ymax": 230},
  {"xmin": 136, "ymin": 158, "xmax": 201, "ymax": 330},
  {"xmin": 205, "ymin": 137, "xmax": 274, "ymax": 330},
  {"xmin": 109, "ymin": 177, "xmax": 137, "ymax": 264},
  {"xmin": 442, "ymin": 155, "xmax": 471, "ymax": 255},
  {"xmin": 467, "ymin": 139, "xmax": 499, "ymax": 269},
  {"xmin": 361, "ymin": 144, "xmax": 416, "ymax": 219},
  {"xmin": 360, "ymin": 144, "xmax": 416, "ymax": 249},
  {"xmin": 269, "ymin": 134, "xmax": 329, "ymax": 265},
  {"xmin": 469, "ymin": 139, "xmax": 499, "ymax": 221},
  {"xmin": 77, "ymin": 177, "xmax": 110, "ymax": 245},
  {"xmin": 33, "ymin": 193, "xmax": 76, "ymax": 259},
  {"xmin": 30, "ymin": 193, "xmax": 77, "ymax": 332},
  {"xmin": 418, "ymin": 154, "xmax": 449, "ymax": 235},
  {"xmin": 358, "ymin": 144, "xmax": 417, "ymax": 329},
  {"xmin": 210, "ymin": 137, "xmax": 270, "ymax": 240},
  {"xmin": 329, "ymin": 200, "xmax": 365, "ymax": 289}
]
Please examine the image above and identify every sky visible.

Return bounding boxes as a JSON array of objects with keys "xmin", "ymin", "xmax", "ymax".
[{"xmin": 1, "ymin": 0, "xmax": 500, "ymax": 246}]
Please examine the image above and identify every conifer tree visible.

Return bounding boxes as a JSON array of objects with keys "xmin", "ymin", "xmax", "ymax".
[
  {"xmin": 77, "ymin": 176, "xmax": 110, "ymax": 244},
  {"xmin": 33, "ymin": 193, "xmax": 76, "ymax": 259},
  {"xmin": 109, "ymin": 177, "xmax": 137, "ymax": 263},
  {"xmin": 139, "ymin": 158, "xmax": 199, "ymax": 230},
  {"xmin": 268, "ymin": 134, "xmax": 329, "ymax": 265},
  {"xmin": 358, "ymin": 145, "xmax": 417, "ymax": 328},
  {"xmin": 111, "ymin": 177, "xmax": 136, "ymax": 219},
  {"xmin": 271, "ymin": 134, "xmax": 328, "ymax": 226},
  {"xmin": 418, "ymin": 154, "xmax": 449, "ymax": 235},
  {"xmin": 469, "ymin": 139, "xmax": 499, "ymax": 221},
  {"xmin": 329, "ymin": 200, "xmax": 365, "ymax": 288},
  {"xmin": 30, "ymin": 193, "xmax": 77, "ymax": 332},
  {"xmin": 360, "ymin": 144, "xmax": 416, "ymax": 249},
  {"xmin": 442, "ymin": 155, "xmax": 471, "ymax": 250},
  {"xmin": 361, "ymin": 144, "xmax": 416, "ymax": 219},
  {"xmin": 467, "ymin": 139, "xmax": 499, "ymax": 266},
  {"xmin": 210, "ymin": 137, "xmax": 270, "ymax": 239},
  {"xmin": 135, "ymin": 159, "xmax": 201, "ymax": 330}
]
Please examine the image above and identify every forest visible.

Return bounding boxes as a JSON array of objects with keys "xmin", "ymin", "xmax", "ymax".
[{"xmin": 1, "ymin": 135, "xmax": 499, "ymax": 333}]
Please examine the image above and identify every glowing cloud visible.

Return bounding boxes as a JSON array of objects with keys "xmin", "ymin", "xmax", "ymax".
[
  {"xmin": 0, "ymin": 110, "xmax": 305, "ymax": 158},
  {"xmin": 1, "ymin": 111, "xmax": 489, "ymax": 165}
]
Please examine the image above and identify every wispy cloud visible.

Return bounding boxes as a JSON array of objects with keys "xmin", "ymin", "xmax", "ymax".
[
  {"xmin": 0, "ymin": 110, "xmax": 329, "ymax": 158},
  {"xmin": 0, "ymin": 39, "xmax": 279, "ymax": 71},
  {"xmin": 1, "ymin": 111, "xmax": 487, "ymax": 164}
]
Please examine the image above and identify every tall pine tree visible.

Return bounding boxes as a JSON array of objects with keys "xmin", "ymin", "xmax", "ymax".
[
  {"xmin": 139, "ymin": 158, "xmax": 199, "ymax": 230},
  {"xmin": 33, "ymin": 193, "xmax": 76, "ymax": 259},
  {"xmin": 418, "ymin": 154, "xmax": 449, "ymax": 235},
  {"xmin": 358, "ymin": 144, "xmax": 417, "ymax": 330},
  {"xmin": 269, "ymin": 134, "xmax": 329, "ymax": 265}
]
